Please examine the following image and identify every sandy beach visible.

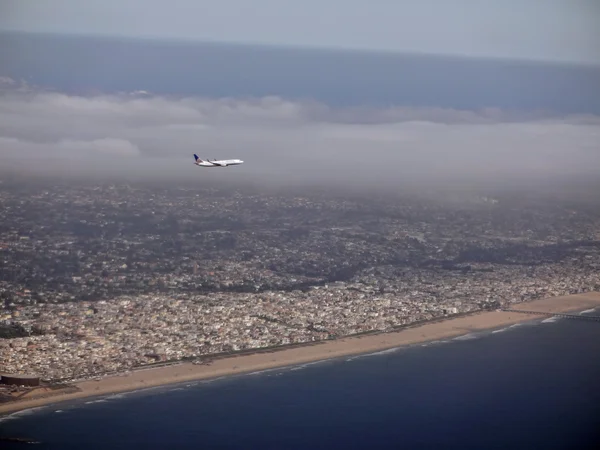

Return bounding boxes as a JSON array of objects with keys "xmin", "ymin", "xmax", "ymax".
[{"xmin": 2, "ymin": 291, "xmax": 599, "ymax": 415}]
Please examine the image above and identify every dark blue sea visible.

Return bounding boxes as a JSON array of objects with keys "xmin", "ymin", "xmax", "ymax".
[{"xmin": 1, "ymin": 313, "xmax": 599, "ymax": 449}]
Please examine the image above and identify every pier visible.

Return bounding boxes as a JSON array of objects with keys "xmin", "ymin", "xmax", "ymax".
[{"xmin": 502, "ymin": 309, "xmax": 600, "ymax": 322}]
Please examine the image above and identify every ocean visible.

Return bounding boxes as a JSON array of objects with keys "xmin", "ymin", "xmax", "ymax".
[
  {"xmin": 2, "ymin": 31, "xmax": 600, "ymax": 114},
  {"xmin": 2, "ymin": 313, "xmax": 599, "ymax": 449}
]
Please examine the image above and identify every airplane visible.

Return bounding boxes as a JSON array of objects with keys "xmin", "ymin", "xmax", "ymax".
[{"xmin": 193, "ymin": 154, "xmax": 244, "ymax": 168}]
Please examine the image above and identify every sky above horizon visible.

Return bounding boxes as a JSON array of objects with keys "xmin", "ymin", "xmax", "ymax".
[{"xmin": 1, "ymin": 0, "xmax": 599, "ymax": 65}]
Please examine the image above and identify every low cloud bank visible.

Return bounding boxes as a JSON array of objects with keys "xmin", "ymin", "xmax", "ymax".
[{"xmin": 1, "ymin": 78, "xmax": 599, "ymax": 188}]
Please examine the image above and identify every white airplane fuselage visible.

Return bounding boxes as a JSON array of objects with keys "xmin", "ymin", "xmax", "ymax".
[{"xmin": 193, "ymin": 154, "xmax": 243, "ymax": 167}]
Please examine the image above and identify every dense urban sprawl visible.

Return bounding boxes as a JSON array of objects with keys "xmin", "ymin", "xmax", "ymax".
[{"xmin": 1, "ymin": 179, "xmax": 600, "ymax": 384}]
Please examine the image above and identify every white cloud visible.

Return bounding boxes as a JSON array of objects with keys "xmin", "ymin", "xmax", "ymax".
[{"xmin": 1, "ymin": 86, "xmax": 599, "ymax": 185}]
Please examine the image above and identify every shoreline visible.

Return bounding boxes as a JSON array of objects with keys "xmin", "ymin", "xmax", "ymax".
[{"xmin": 2, "ymin": 291, "xmax": 599, "ymax": 416}]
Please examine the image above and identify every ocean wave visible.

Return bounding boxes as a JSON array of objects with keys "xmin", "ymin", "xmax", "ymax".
[
  {"xmin": 541, "ymin": 316, "xmax": 560, "ymax": 324},
  {"xmin": 124, "ymin": 386, "xmax": 168, "ymax": 398},
  {"xmin": 105, "ymin": 393, "xmax": 127, "ymax": 400},
  {"xmin": 453, "ymin": 333, "xmax": 478, "ymax": 341},
  {"xmin": 0, "ymin": 406, "xmax": 46, "ymax": 423},
  {"xmin": 501, "ymin": 322, "xmax": 535, "ymax": 331},
  {"xmin": 290, "ymin": 360, "xmax": 328, "ymax": 371},
  {"xmin": 199, "ymin": 376, "xmax": 225, "ymax": 384},
  {"xmin": 421, "ymin": 340, "xmax": 450, "ymax": 347},
  {"xmin": 492, "ymin": 319, "xmax": 545, "ymax": 333},
  {"xmin": 346, "ymin": 347, "xmax": 401, "ymax": 361},
  {"xmin": 84, "ymin": 399, "xmax": 108, "ymax": 405},
  {"xmin": 370, "ymin": 347, "xmax": 401, "ymax": 356},
  {"xmin": 579, "ymin": 308, "xmax": 597, "ymax": 315},
  {"xmin": 247, "ymin": 367, "xmax": 282, "ymax": 377}
]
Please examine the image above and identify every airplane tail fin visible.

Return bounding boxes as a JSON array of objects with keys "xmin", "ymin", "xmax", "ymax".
[{"xmin": 193, "ymin": 154, "xmax": 203, "ymax": 162}]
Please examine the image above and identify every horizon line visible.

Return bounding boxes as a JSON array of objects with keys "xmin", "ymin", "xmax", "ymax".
[{"xmin": 2, "ymin": 28, "xmax": 599, "ymax": 70}]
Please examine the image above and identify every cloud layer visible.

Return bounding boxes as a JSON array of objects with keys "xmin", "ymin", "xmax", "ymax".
[{"xmin": 1, "ymin": 79, "xmax": 599, "ymax": 188}]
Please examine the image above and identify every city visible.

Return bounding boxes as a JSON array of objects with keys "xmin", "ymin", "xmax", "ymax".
[{"xmin": 1, "ymin": 178, "xmax": 600, "ymax": 390}]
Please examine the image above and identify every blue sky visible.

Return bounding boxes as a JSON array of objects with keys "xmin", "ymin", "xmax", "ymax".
[{"xmin": 1, "ymin": 0, "xmax": 599, "ymax": 65}]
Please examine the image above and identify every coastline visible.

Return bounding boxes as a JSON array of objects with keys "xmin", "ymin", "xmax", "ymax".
[{"xmin": 2, "ymin": 291, "xmax": 599, "ymax": 416}]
